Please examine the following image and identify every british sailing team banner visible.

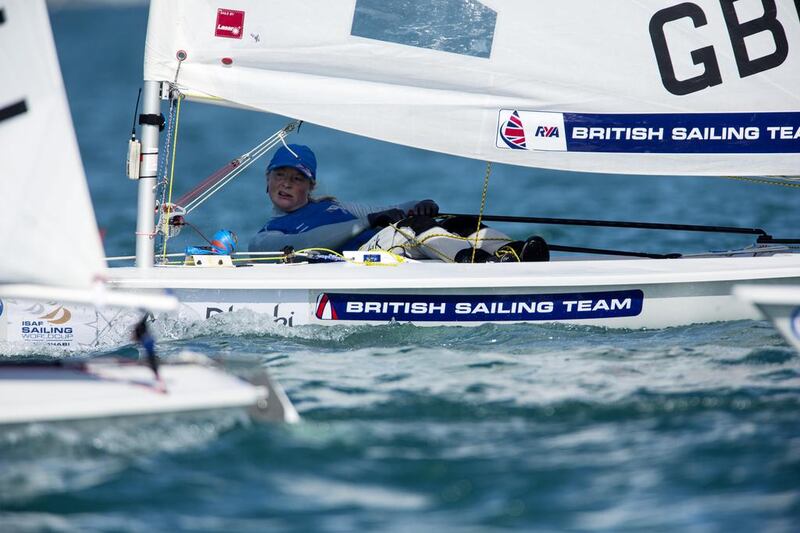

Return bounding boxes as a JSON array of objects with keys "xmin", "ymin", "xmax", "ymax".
[
  {"xmin": 497, "ymin": 110, "xmax": 800, "ymax": 154},
  {"xmin": 315, "ymin": 290, "xmax": 644, "ymax": 322}
]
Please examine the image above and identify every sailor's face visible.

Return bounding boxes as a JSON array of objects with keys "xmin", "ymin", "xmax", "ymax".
[{"xmin": 267, "ymin": 167, "xmax": 313, "ymax": 212}]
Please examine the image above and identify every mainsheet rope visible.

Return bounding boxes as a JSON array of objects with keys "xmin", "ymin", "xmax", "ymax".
[{"xmin": 470, "ymin": 162, "xmax": 492, "ymax": 263}]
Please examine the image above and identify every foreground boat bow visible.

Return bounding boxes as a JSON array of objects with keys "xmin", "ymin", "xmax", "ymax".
[
  {"xmin": 735, "ymin": 285, "xmax": 800, "ymax": 353},
  {"xmin": 0, "ymin": 355, "xmax": 299, "ymax": 425}
]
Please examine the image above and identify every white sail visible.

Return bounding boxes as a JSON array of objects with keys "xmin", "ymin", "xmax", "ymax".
[
  {"xmin": 0, "ymin": 1, "xmax": 175, "ymax": 311},
  {"xmin": 143, "ymin": 0, "xmax": 800, "ymax": 176},
  {"xmin": 0, "ymin": 0, "xmax": 106, "ymax": 288}
]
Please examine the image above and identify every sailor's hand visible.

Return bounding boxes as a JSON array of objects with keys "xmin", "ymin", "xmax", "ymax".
[
  {"xmin": 410, "ymin": 199, "xmax": 439, "ymax": 217},
  {"xmin": 368, "ymin": 208, "xmax": 405, "ymax": 228}
]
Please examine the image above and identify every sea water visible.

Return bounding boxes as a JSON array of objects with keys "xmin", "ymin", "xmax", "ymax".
[{"xmin": 1, "ymin": 4, "xmax": 798, "ymax": 531}]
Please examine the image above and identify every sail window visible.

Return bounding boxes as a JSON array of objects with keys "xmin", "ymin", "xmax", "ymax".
[{"xmin": 351, "ymin": 0, "xmax": 496, "ymax": 58}]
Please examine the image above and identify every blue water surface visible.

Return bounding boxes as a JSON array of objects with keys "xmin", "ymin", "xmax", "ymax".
[{"xmin": 1, "ymin": 3, "xmax": 798, "ymax": 532}]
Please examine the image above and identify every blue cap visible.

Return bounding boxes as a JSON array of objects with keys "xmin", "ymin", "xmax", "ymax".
[{"xmin": 266, "ymin": 144, "xmax": 317, "ymax": 181}]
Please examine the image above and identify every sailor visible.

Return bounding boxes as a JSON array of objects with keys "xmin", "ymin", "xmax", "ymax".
[
  {"xmin": 249, "ymin": 144, "xmax": 549, "ymax": 262},
  {"xmin": 248, "ymin": 144, "xmax": 438, "ymax": 252}
]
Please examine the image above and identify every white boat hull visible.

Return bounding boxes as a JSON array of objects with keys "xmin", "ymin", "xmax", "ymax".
[
  {"xmin": 0, "ymin": 356, "xmax": 299, "ymax": 425},
  {"xmin": 734, "ymin": 285, "xmax": 800, "ymax": 353},
  {"xmin": 1, "ymin": 255, "xmax": 798, "ymax": 349}
]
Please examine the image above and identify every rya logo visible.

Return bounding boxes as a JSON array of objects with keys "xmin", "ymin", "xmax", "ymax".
[{"xmin": 534, "ymin": 126, "xmax": 559, "ymax": 138}]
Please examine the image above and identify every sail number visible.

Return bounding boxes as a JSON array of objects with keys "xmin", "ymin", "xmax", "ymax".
[{"xmin": 650, "ymin": 0, "xmax": 798, "ymax": 95}]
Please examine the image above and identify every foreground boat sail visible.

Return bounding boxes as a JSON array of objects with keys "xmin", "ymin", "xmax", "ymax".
[
  {"xmin": 3, "ymin": 1, "xmax": 800, "ymax": 347},
  {"xmin": 0, "ymin": 0, "xmax": 298, "ymax": 423}
]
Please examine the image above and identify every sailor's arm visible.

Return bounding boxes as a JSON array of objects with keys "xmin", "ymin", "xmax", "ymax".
[
  {"xmin": 340, "ymin": 200, "xmax": 438, "ymax": 222},
  {"xmin": 247, "ymin": 219, "xmax": 370, "ymax": 252}
]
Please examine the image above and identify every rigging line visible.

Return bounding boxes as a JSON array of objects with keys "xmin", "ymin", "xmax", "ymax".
[
  {"xmin": 183, "ymin": 219, "xmax": 214, "ymax": 247},
  {"xmin": 175, "ymin": 131, "xmax": 284, "ymax": 207},
  {"xmin": 177, "ymin": 122, "xmax": 300, "ymax": 213},
  {"xmin": 157, "ymin": 91, "xmax": 177, "ymax": 195},
  {"xmin": 162, "ymin": 94, "xmax": 183, "ymax": 261},
  {"xmin": 548, "ymin": 244, "xmax": 681, "ymax": 259},
  {"xmin": 279, "ymin": 133, "xmax": 299, "ymax": 157},
  {"xmin": 156, "ymin": 88, "xmax": 179, "ymax": 257},
  {"xmin": 173, "ymin": 55, "xmax": 184, "ymax": 85},
  {"xmin": 438, "ymin": 213, "xmax": 771, "ymax": 237},
  {"xmin": 183, "ymin": 157, "xmax": 260, "ymax": 213},
  {"xmin": 183, "ymin": 142, "xmax": 276, "ymax": 209},
  {"xmin": 721, "ymin": 175, "xmax": 800, "ymax": 189},
  {"xmin": 181, "ymin": 134, "xmax": 288, "ymax": 214},
  {"xmin": 177, "ymin": 161, "xmax": 240, "ymax": 208},
  {"xmin": 471, "ymin": 162, "xmax": 492, "ymax": 263}
]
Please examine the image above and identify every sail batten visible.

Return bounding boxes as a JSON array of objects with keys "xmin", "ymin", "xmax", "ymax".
[{"xmin": 145, "ymin": 0, "xmax": 800, "ymax": 176}]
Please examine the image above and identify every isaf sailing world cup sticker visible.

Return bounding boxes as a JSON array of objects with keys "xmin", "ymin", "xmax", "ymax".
[
  {"xmin": 215, "ymin": 8, "xmax": 245, "ymax": 39},
  {"xmin": 18, "ymin": 303, "xmax": 75, "ymax": 347}
]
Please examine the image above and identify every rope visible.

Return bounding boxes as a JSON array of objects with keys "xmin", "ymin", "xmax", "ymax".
[
  {"xmin": 722, "ymin": 175, "xmax": 800, "ymax": 189},
  {"xmin": 279, "ymin": 135, "xmax": 299, "ymax": 157},
  {"xmin": 161, "ymin": 94, "xmax": 183, "ymax": 262},
  {"xmin": 155, "ymin": 118, "xmax": 300, "ymax": 258},
  {"xmin": 156, "ymin": 86, "xmax": 179, "ymax": 259},
  {"xmin": 370, "ymin": 224, "xmax": 510, "ymax": 263},
  {"xmin": 471, "ymin": 162, "xmax": 492, "ymax": 263},
  {"xmin": 296, "ymin": 247, "xmax": 406, "ymax": 266},
  {"xmin": 180, "ymin": 121, "xmax": 301, "ymax": 214}
]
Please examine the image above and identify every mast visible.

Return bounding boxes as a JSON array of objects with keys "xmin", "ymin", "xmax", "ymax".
[{"xmin": 135, "ymin": 80, "xmax": 160, "ymax": 268}]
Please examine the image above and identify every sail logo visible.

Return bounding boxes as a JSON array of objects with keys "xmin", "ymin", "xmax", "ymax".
[
  {"xmin": 40, "ymin": 305, "xmax": 72, "ymax": 325},
  {"xmin": 315, "ymin": 294, "xmax": 338, "ymax": 320},
  {"xmin": 497, "ymin": 110, "xmax": 568, "ymax": 151},
  {"xmin": 498, "ymin": 111, "xmax": 527, "ymax": 149},
  {"xmin": 215, "ymin": 8, "xmax": 245, "ymax": 39}
]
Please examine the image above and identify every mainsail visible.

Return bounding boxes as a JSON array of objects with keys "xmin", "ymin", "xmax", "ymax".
[{"xmin": 144, "ymin": 0, "xmax": 800, "ymax": 176}]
